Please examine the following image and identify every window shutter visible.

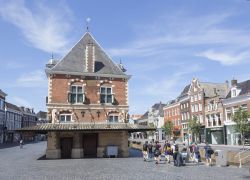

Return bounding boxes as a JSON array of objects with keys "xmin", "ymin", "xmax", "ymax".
[
  {"xmin": 82, "ymin": 93, "xmax": 85, "ymax": 104},
  {"xmin": 111, "ymin": 94, "xmax": 114, "ymax": 104},
  {"xmin": 68, "ymin": 93, "xmax": 71, "ymax": 103}
]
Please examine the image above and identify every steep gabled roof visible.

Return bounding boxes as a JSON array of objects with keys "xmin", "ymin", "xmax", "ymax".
[
  {"xmin": 46, "ymin": 32, "xmax": 129, "ymax": 78},
  {"xmin": 152, "ymin": 102, "xmax": 166, "ymax": 117},
  {"xmin": 178, "ymin": 84, "xmax": 190, "ymax": 99},
  {"xmin": 226, "ymin": 79, "xmax": 250, "ymax": 98}
]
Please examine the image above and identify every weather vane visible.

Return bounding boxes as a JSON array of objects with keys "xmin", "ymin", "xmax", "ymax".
[{"xmin": 86, "ymin": 17, "xmax": 91, "ymax": 32}]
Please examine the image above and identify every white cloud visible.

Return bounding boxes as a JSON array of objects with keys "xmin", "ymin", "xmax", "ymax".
[
  {"xmin": 143, "ymin": 64, "xmax": 202, "ymax": 97},
  {"xmin": 0, "ymin": 0, "xmax": 73, "ymax": 54},
  {"xmin": 16, "ymin": 70, "xmax": 47, "ymax": 87},
  {"xmin": 108, "ymin": 12, "xmax": 250, "ymax": 66},
  {"xmin": 196, "ymin": 50, "xmax": 250, "ymax": 65},
  {"xmin": 8, "ymin": 96, "xmax": 32, "ymax": 108}
]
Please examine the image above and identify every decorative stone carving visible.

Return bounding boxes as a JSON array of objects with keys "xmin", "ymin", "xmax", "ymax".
[
  {"xmin": 52, "ymin": 109, "xmax": 59, "ymax": 123},
  {"xmin": 72, "ymin": 112, "xmax": 78, "ymax": 122}
]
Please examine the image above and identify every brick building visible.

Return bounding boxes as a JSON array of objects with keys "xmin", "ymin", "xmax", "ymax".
[
  {"xmin": 163, "ymin": 99, "xmax": 181, "ymax": 138},
  {"xmin": 223, "ymin": 79, "xmax": 250, "ymax": 145},
  {"xmin": 0, "ymin": 89, "xmax": 7, "ymax": 143},
  {"xmin": 18, "ymin": 32, "xmax": 153, "ymax": 158}
]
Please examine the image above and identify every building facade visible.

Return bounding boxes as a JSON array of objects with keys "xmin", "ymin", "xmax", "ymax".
[
  {"xmin": 178, "ymin": 85, "xmax": 191, "ymax": 143},
  {"xmin": 223, "ymin": 79, "xmax": 250, "ymax": 145},
  {"xmin": 163, "ymin": 100, "xmax": 181, "ymax": 139},
  {"xmin": 0, "ymin": 89, "xmax": 7, "ymax": 143},
  {"xmin": 189, "ymin": 78, "xmax": 228, "ymax": 143},
  {"xmin": 5, "ymin": 102, "xmax": 22, "ymax": 142},
  {"xmin": 204, "ymin": 95, "xmax": 226, "ymax": 144}
]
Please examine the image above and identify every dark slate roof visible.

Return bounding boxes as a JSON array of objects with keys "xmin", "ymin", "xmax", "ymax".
[
  {"xmin": 180, "ymin": 84, "xmax": 190, "ymax": 96},
  {"xmin": 16, "ymin": 123, "xmax": 156, "ymax": 132},
  {"xmin": 0, "ymin": 89, "xmax": 7, "ymax": 97},
  {"xmin": 5, "ymin": 102, "xmax": 21, "ymax": 112},
  {"xmin": 36, "ymin": 111, "xmax": 47, "ymax": 119},
  {"xmin": 46, "ymin": 32, "xmax": 129, "ymax": 78},
  {"xmin": 199, "ymin": 82, "xmax": 228, "ymax": 98},
  {"xmin": 139, "ymin": 111, "xmax": 149, "ymax": 120},
  {"xmin": 152, "ymin": 102, "xmax": 166, "ymax": 117},
  {"xmin": 226, "ymin": 80, "xmax": 250, "ymax": 98}
]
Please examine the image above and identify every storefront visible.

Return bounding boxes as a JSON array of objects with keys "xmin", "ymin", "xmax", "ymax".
[
  {"xmin": 205, "ymin": 127, "xmax": 224, "ymax": 144},
  {"xmin": 225, "ymin": 124, "xmax": 241, "ymax": 145}
]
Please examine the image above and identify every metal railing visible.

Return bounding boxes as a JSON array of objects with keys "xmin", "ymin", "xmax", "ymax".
[{"xmin": 234, "ymin": 149, "xmax": 250, "ymax": 168}]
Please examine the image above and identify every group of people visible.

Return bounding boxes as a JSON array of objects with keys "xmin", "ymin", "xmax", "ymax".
[{"xmin": 142, "ymin": 140, "xmax": 214, "ymax": 166}]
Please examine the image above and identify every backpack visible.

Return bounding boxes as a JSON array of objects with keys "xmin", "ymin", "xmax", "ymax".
[{"xmin": 143, "ymin": 144, "xmax": 148, "ymax": 151}]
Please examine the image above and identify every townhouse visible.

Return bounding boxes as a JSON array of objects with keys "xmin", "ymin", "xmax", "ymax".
[
  {"xmin": 223, "ymin": 79, "xmax": 250, "ymax": 145},
  {"xmin": 5, "ymin": 102, "xmax": 23, "ymax": 142},
  {"xmin": 163, "ymin": 99, "xmax": 181, "ymax": 138}
]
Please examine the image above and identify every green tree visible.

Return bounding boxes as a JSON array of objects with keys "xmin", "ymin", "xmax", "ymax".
[
  {"xmin": 188, "ymin": 116, "xmax": 202, "ymax": 143},
  {"xmin": 232, "ymin": 107, "xmax": 250, "ymax": 148},
  {"xmin": 162, "ymin": 120, "xmax": 174, "ymax": 140}
]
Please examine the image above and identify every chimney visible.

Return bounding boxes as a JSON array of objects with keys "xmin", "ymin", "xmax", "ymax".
[
  {"xmin": 85, "ymin": 42, "xmax": 95, "ymax": 73},
  {"xmin": 231, "ymin": 79, "xmax": 237, "ymax": 87}
]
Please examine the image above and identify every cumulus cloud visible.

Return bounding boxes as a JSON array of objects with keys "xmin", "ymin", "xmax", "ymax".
[
  {"xmin": 0, "ymin": 0, "xmax": 73, "ymax": 54},
  {"xmin": 108, "ymin": 12, "xmax": 250, "ymax": 66}
]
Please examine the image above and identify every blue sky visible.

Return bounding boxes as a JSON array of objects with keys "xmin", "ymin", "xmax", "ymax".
[{"xmin": 0, "ymin": 0, "xmax": 250, "ymax": 114}]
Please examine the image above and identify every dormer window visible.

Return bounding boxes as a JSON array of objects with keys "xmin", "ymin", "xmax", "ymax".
[
  {"xmin": 69, "ymin": 85, "xmax": 84, "ymax": 103},
  {"xmin": 232, "ymin": 90, "xmax": 236, "ymax": 97},
  {"xmin": 100, "ymin": 87, "xmax": 113, "ymax": 104}
]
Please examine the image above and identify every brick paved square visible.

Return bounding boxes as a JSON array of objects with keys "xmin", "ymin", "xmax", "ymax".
[{"xmin": 0, "ymin": 142, "xmax": 249, "ymax": 180}]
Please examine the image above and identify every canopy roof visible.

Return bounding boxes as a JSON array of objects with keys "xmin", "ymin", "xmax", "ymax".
[{"xmin": 16, "ymin": 123, "xmax": 156, "ymax": 133}]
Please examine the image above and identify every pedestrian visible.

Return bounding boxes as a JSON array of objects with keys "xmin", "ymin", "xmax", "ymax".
[
  {"xmin": 163, "ymin": 141, "xmax": 172, "ymax": 163},
  {"xmin": 172, "ymin": 142, "xmax": 179, "ymax": 166},
  {"xmin": 204, "ymin": 142, "xmax": 213, "ymax": 166},
  {"xmin": 154, "ymin": 141, "xmax": 161, "ymax": 164},
  {"xmin": 193, "ymin": 143, "xmax": 200, "ymax": 164},
  {"xmin": 19, "ymin": 138, "xmax": 23, "ymax": 149},
  {"xmin": 142, "ymin": 141, "xmax": 148, "ymax": 161},
  {"xmin": 147, "ymin": 141, "xmax": 153, "ymax": 160}
]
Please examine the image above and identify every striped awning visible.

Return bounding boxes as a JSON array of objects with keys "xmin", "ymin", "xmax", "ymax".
[{"xmin": 16, "ymin": 123, "xmax": 156, "ymax": 133}]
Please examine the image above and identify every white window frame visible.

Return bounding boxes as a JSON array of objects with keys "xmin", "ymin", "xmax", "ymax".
[
  {"xmin": 108, "ymin": 115, "xmax": 119, "ymax": 123},
  {"xmin": 69, "ymin": 85, "xmax": 84, "ymax": 104},
  {"xmin": 60, "ymin": 114, "xmax": 72, "ymax": 123},
  {"xmin": 100, "ymin": 86, "xmax": 114, "ymax": 104}
]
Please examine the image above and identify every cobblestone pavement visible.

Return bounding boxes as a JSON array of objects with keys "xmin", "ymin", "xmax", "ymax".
[{"xmin": 0, "ymin": 142, "xmax": 249, "ymax": 180}]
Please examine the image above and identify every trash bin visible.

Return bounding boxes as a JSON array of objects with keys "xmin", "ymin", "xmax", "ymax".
[
  {"xmin": 214, "ymin": 150, "xmax": 228, "ymax": 167},
  {"xmin": 107, "ymin": 146, "xmax": 118, "ymax": 157}
]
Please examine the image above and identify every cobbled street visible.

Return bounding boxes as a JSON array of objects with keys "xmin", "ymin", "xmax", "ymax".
[{"xmin": 0, "ymin": 141, "xmax": 249, "ymax": 180}]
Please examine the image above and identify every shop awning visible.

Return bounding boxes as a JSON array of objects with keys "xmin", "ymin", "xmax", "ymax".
[{"xmin": 16, "ymin": 123, "xmax": 156, "ymax": 133}]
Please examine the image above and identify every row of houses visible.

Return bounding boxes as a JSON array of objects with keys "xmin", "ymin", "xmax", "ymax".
[
  {"xmin": 132, "ymin": 78, "xmax": 250, "ymax": 145},
  {"xmin": 0, "ymin": 89, "xmax": 47, "ymax": 143},
  {"xmin": 164, "ymin": 78, "xmax": 250, "ymax": 145}
]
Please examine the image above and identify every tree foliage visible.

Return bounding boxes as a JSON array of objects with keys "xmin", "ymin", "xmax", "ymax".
[
  {"xmin": 162, "ymin": 120, "xmax": 174, "ymax": 139},
  {"xmin": 188, "ymin": 116, "xmax": 201, "ymax": 136},
  {"xmin": 232, "ymin": 107, "xmax": 250, "ymax": 145}
]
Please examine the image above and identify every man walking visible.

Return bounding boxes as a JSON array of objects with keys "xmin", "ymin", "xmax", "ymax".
[
  {"xmin": 142, "ymin": 141, "xmax": 148, "ymax": 161},
  {"xmin": 19, "ymin": 138, "xmax": 23, "ymax": 149}
]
